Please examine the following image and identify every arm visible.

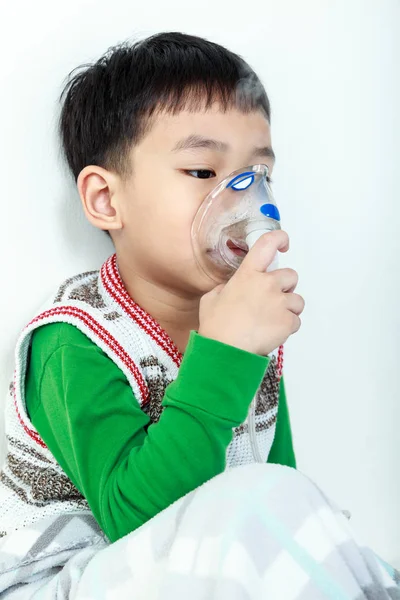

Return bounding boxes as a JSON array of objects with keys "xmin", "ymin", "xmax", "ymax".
[{"xmin": 26, "ymin": 323, "xmax": 270, "ymax": 542}]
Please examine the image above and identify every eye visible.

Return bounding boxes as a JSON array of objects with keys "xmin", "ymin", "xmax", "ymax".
[
  {"xmin": 266, "ymin": 176, "xmax": 273, "ymax": 184},
  {"xmin": 185, "ymin": 169, "xmax": 216, "ymax": 179}
]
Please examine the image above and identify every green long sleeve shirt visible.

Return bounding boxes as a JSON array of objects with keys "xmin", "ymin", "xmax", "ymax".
[{"xmin": 25, "ymin": 322, "xmax": 295, "ymax": 543}]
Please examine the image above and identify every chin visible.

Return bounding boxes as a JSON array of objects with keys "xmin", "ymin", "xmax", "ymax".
[
  {"xmin": 160, "ymin": 258, "xmax": 226, "ymax": 297},
  {"xmin": 191, "ymin": 269, "xmax": 226, "ymax": 295}
]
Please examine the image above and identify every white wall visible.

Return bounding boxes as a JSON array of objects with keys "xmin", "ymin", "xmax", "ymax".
[{"xmin": 0, "ymin": 0, "xmax": 399, "ymax": 566}]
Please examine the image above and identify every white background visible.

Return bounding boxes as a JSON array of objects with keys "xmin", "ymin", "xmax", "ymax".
[{"xmin": 0, "ymin": 0, "xmax": 399, "ymax": 566}]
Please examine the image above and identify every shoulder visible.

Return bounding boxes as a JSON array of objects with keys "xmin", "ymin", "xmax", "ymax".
[
  {"xmin": 28, "ymin": 322, "xmax": 122, "ymax": 393},
  {"xmin": 26, "ymin": 323, "xmax": 106, "ymax": 420},
  {"xmin": 30, "ymin": 322, "xmax": 100, "ymax": 363}
]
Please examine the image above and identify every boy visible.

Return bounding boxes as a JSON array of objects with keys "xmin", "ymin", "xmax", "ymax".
[
  {"xmin": 1, "ymin": 31, "xmax": 396, "ymax": 599},
  {"xmin": 0, "ymin": 23, "xmax": 300, "ymax": 574}
]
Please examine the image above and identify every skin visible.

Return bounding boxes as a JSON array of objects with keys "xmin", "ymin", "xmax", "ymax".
[{"xmin": 77, "ymin": 103, "xmax": 278, "ymax": 353}]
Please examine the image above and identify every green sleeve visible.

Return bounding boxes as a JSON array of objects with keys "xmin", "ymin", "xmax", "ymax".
[
  {"xmin": 25, "ymin": 323, "xmax": 270, "ymax": 543},
  {"xmin": 267, "ymin": 377, "xmax": 296, "ymax": 468}
]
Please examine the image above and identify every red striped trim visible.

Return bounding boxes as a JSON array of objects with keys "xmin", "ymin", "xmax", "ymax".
[
  {"xmin": 14, "ymin": 306, "xmax": 149, "ymax": 448},
  {"xmin": 101, "ymin": 254, "xmax": 183, "ymax": 367},
  {"xmin": 277, "ymin": 345, "xmax": 284, "ymax": 381}
]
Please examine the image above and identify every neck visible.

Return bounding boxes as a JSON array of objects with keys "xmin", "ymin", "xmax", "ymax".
[{"xmin": 116, "ymin": 255, "xmax": 201, "ymax": 354}]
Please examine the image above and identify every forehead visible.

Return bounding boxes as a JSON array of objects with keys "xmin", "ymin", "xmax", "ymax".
[{"xmin": 142, "ymin": 105, "xmax": 272, "ymax": 150}]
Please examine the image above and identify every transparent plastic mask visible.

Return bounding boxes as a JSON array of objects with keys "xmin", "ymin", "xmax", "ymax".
[{"xmin": 191, "ymin": 164, "xmax": 281, "ymax": 282}]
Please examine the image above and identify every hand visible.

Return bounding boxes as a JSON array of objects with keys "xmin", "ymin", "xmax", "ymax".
[{"xmin": 199, "ymin": 230, "xmax": 304, "ymax": 356}]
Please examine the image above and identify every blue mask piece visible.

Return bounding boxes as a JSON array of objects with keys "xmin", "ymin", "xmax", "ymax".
[
  {"xmin": 260, "ymin": 203, "xmax": 280, "ymax": 221},
  {"xmin": 227, "ymin": 172, "xmax": 255, "ymax": 191}
]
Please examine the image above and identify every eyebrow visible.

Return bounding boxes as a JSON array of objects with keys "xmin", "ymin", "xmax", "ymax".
[{"xmin": 171, "ymin": 134, "xmax": 276, "ymax": 162}]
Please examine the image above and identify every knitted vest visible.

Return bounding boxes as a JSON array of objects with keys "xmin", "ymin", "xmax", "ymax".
[{"xmin": 0, "ymin": 254, "xmax": 282, "ymax": 564}]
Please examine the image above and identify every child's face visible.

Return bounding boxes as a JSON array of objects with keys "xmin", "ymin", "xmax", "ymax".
[{"xmin": 117, "ymin": 103, "xmax": 275, "ymax": 296}]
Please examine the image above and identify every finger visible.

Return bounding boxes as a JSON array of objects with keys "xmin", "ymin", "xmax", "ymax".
[
  {"xmin": 240, "ymin": 230, "xmax": 289, "ymax": 274},
  {"xmin": 285, "ymin": 293, "xmax": 305, "ymax": 316},
  {"xmin": 270, "ymin": 268, "xmax": 299, "ymax": 293},
  {"xmin": 290, "ymin": 314, "xmax": 302, "ymax": 334}
]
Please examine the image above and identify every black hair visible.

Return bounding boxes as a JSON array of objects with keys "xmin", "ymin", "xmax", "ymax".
[{"xmin": 59, "ymin": 32, "xmax": 271, "ymax": 237}]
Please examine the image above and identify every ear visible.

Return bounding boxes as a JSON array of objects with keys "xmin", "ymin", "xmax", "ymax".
[{"xmin": 77, "ymin": 165, "xmax": 123, "ymax": 232}]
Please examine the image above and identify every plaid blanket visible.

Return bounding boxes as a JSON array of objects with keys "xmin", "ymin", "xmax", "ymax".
[{"xmin": 1, "ymin": 464, "xmax": 398, "ymax": 599}]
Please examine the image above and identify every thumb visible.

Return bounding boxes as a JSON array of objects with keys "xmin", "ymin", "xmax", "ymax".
[
  {"xmin": 201, "ymin": 282, "xmax": 225, "ymax": 304},
  {"xmin": 240, "ymin": 229, "xmax": 289, "ymax": 273},
  {"xmin": 206, "ymin": 282, "xmax": 225, "ymax": 297}
]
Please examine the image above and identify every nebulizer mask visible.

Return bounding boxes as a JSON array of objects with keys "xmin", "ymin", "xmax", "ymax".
[{"xmin": 191, "ymin": 164, "xmax": 281, "ymax": 283}]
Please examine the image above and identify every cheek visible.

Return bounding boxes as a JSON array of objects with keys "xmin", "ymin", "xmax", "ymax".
[
  {"xmin": 151, "ymin": 176, "xmax": 202, "ymax": 233},
  {"xmin": 126, "ymin": 181, "xmax": 198, "ymax": 257}
]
